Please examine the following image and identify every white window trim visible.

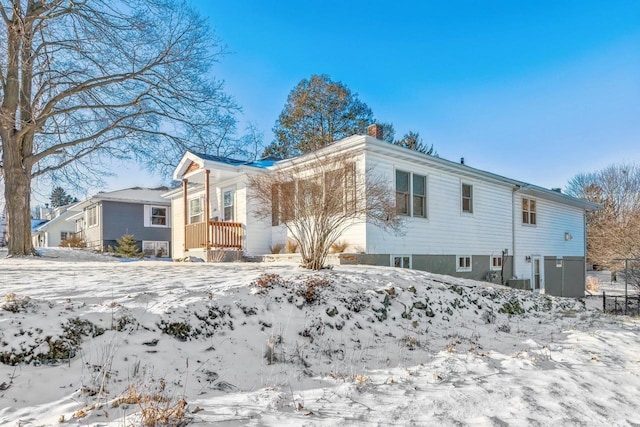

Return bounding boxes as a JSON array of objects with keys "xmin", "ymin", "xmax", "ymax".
[
  {"xmin": 456, "ymin": 255, "xmax": 472, "ymax": 272},
  {"xmin": 222, "ymin": 187, "xmax": 236, "ymax": 222},
  {"xmin": 391, "ymin": 254, "xmax": 412, "ymax": 269},
  {"xmin": 142, "ymin": 240, "xmax": 169, "ymax": 257},
  {"xmin": 188, "ymin": 196, "xmax": 204, "ymax": 224},
  {"xmin": 522, "ymin": 196, "xmax": 537, "ymax": 226},
  {"xmin": 490, "ymin": 255, "xmax": 502, "ymax": 271},
  {"xmin": 395, "ymin": 168, "xmax": 428, "ymax": 219},
  {"xmin": 144, "ymin": 205, "xmax": 170, "ymax": 228},
  {"xmin": 461, "ymin": 181, "xmax": 474, "ymax": 215},
  {"xmin": 556, "ymin": 258, "xmax": 563, "ymax": 268},
  {"xmin": 87, "ymin": 205, "xmax": 99, "ymax": 229}
]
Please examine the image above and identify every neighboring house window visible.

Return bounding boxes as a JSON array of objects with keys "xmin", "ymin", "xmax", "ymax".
[
  {"xmin": 457, "ymin": 255, "xmax": 472, "ymax": 272},
  {"xmin": 60, "ymin": 232, "xmax": 72, "ymax": 241},
  {"xmin": 491, "ymin": 256, "xmax": 502, "ymax": 271},
  {"xmin": 189, "ymin": 198, "xmax": 203, "ymax": 224},
  {"xmin": 87, "ymin": 206, "xmax": 98, "ymax": 227},
  {"xmin": 142, "ymin": 240, "xmax": 169, "ymax": 257},
  {"xmin": 462, "ymin": 183, "xmax": 473, "ymax": 213},
  {"xmin": 223, "ymin": 189, "xmax": 235, "ymax": 222},
  {"xmin": 522, "ymin": 197, "xmax": 537, "ymax": 225},
  {"xmin": 392, "ymin": 255, "xmax": 411, "ymax": 269},
  {"xmin": 396, "ymin": 170, "xmax": 427, "ymax": 218},
  {"xmin": 151, "ymin": 207, "xmax": 167, "ymax": 225},
  {"xmin": 144, "ymin": 205, "xmax": 170, "ymax": 228}
]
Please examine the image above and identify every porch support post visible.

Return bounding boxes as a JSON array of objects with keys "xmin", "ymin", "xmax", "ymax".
[
  {"xmin": 182, "ymin": 178, "xmax": 188, "ymax": 252},
  {"xmin": 205, "ymin": 169, "xmax": 211, "ymax": 251}
]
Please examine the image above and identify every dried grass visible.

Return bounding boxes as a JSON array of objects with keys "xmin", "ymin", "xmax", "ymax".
[
  {"xmin": 269, "ymin": 243, "xmax": 283, "ymax": 254},
  {"xmin": 284, "ymin": 239, "xmax": 299, "ymax": 254},
  {"xmin": 330, "ymin": 241, "xmax": 349, "ymax": 253}
]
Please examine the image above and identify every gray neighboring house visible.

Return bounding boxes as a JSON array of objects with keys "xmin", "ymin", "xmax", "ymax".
[{"xmin": 67, "ymin": 187, "xmax": 172, "ymax": 256}]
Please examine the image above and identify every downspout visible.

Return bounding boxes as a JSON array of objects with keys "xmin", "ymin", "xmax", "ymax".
[
  {"xmin": 583, "ymin": 211, "xmax": 587, "ymax": 294},
  {"xmin": 512, "ymin": 186, "xmax": 518, "ymax": 282},
  {"xmin": 182, "ymin": 178, "xmax": 188, "ymax": 252}
]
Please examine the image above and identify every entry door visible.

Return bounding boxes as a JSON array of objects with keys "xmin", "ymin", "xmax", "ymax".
[{"xmin": 531, "ymin": 255, "xmax": 544, "ymax": 292}]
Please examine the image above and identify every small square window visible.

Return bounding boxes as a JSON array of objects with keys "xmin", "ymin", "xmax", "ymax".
[
  {"xmin": 457, "ymin": 255, "xmax": 472, "ymax": 272},
  {"xmin": 392, "ymin": 255, "xmax": 411, "ymax": 269},
  {"xmin": 491, "ymin": 256, "xmax": 502, "ymax": 271},
  {"xmin": 556, "ymin": 258, "xmax": 563, "ymax": 268}
]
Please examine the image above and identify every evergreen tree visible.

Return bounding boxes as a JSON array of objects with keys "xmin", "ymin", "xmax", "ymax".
[
  {"xmin": 394, "ymin": 131, "xmax": 437, "ymax": 156},
  {"xmin": 49, "ymin": 187, "xmax": 74, "ymax": 208},
  {"xmin": 113, "ymin": 234, "xmax": 140, "ymax": 257}
]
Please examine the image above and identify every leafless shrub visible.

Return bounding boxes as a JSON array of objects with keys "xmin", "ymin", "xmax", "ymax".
[
  {"xmin": 208, "ymin": 250, "xmax": 226, "ymax": 263},
  {"xmin": 251, "ymin": 273, "xmax": 288, "ymax": 293},
  {"xmin": 248, "ymin": 151, "xmax": 402, "ymax": 270},
  {"xmin": 60, "ymin": 235, "xmax": 86, "ymax": 248},
  {"xmin": 298, "ymin": 276, "xmax": 333, "ymax": 304}
]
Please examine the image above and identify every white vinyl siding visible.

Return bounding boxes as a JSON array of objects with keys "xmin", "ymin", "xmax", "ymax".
[
  {"xmin": 367, "ymin": 153, "xmax": 512, "ymax": 255},
  {"xmin": 514, "ymin": 195, "xmax": 585, "ymax": 282}
]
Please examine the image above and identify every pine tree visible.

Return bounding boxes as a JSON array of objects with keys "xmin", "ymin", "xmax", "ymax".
[
  {"xmin": 114, "ymin": 234, "xmax": 140, "ymax": 257},
  {"xmin": 49, "ymin": 187, "xmax": 73, "ymax": 208}
]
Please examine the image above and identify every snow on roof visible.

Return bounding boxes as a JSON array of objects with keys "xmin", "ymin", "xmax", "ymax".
[
  {"xmin": 191, "ymin": 152, "xmax": 280, "ymax": 169},
  {"xmin": 91, "ymin": 187, "xmax": 170, "ymax": 205}
]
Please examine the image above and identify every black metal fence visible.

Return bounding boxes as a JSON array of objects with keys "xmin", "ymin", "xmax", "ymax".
[{"xmin": 602, "ymin": 291, "xmax": 640, "ymax": 316}]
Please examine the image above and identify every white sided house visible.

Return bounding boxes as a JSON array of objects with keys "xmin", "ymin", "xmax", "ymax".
[{"xmin": 166, "ymin": 126, "xmax": 599, "ymax": 297}]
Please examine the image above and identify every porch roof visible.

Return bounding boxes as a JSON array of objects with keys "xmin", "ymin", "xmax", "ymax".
[{"xmin": 173, "ymin": 151, "xmax": 280, "ymax": 184}]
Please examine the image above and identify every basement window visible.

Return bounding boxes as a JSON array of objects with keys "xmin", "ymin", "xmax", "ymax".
[{"xmin": 456, "ymin": 255, "xmax": 472, "ymax": 272}]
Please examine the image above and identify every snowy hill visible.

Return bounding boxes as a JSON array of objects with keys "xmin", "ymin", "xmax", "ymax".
[{"xmin": 0, "ymin": 248, "xmax": 638, "ymax": 426}]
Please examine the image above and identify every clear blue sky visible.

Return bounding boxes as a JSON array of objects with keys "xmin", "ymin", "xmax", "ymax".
[{"xmin": 96, "ymin": 0, "xmax": 639, "ymax": 196}]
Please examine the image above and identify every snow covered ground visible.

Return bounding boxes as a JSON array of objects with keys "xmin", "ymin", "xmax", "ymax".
[{"xmin": 0, "ymin": 248, "xmax": 639, "ymax": 426}]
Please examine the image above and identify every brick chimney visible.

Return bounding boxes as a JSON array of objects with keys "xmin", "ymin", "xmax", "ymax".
[{"xmin": 367, "ymin": 123, "xmax": 383, "ymax": 140}]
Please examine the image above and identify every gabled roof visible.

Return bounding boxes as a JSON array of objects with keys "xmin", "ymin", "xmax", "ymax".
[
  {"xmin": 33, "ymin": 206, "xmax": 78, "ymax": 232},
  {"xmin": 173, "ymin": 151, "xmax": 280, "ymax": 181},
  {"xmin": 69, "ymin": 187, "xmax": 170, "ymax": 212}
]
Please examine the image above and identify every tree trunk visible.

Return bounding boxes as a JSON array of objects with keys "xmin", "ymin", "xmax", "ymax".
[{"xmin": 2, "ymin": 145, "xmax": 34, "ymax": 256}]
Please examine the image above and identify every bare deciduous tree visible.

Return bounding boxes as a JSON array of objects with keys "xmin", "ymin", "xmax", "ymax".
[
  {"xmin": 0, "ymin": 0, "xmax": 238, "ymax": 255},
  {"xmin": 566, "ymin": 163, "xmax": 640, "ymax": 275},
  {"xmin": 248, "ymin": 152, "xmax": 402, "ymax": 270}
]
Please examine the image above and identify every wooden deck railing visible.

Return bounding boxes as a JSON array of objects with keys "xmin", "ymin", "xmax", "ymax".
[
  {"xmin": 185, "ymin": 221, "xmax": 243, "ymax": 250},
  {"xmin": 210, "ymin": 221, "xmax": 243, "ymax": 248}
]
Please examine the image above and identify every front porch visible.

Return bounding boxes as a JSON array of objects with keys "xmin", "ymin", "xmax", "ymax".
[{"xmin": 184, "ymin": 220, "xmax": 243, "ymax": 251}]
